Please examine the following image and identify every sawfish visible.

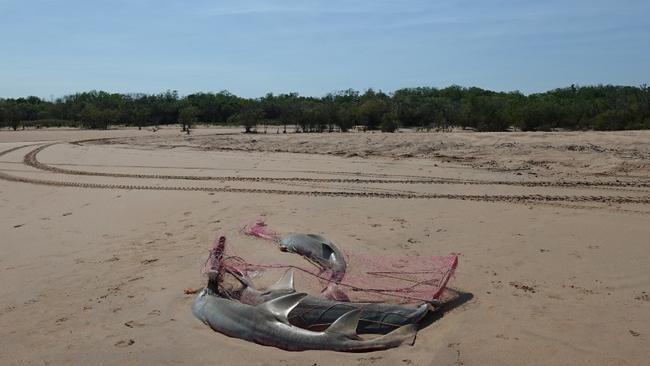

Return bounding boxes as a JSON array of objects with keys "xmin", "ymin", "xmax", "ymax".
[
  {"xmin": 237, "ymin": 270, "xmax": 430, "ymax": 334},
  {"xmin": 206, "ymin": 236, "xmax": 429, "ymax": 335},
  {"xmin": 198, "ymin": 235, "xmax": 427, "ymax": 350},
  {"xmin": 193, "ymin": 289, "xmax": 417, "ymax": 352},
  {"xmin": 279, "ymin": 233, "xmax": 347, "ymax": 282}
]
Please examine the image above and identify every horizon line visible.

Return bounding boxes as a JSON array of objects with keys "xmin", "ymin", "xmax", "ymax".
[{"xmin": 2, "ymin": 82, "xmax": 649, "ymax": 101}]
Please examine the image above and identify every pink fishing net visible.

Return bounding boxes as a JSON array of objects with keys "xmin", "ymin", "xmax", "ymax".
[{"xmin": 205, "ymin": 220, "xmax": 458, "ymax": 305}]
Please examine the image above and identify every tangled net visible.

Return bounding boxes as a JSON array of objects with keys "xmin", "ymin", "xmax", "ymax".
[{"xmin": 204, "ymin": 220, "xmax": 458, "ymax": 305}]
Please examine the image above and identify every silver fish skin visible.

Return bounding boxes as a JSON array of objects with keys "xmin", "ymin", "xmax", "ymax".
[
  {"xmin": 238, "ymin": 271, "xmax": 429, "ymax": 334},
  {"xmin": 193, "ymin": 290, "xmax": 417, "ymax": 352},
  {"xmin": 288, "ymin": 296, "xmax": 428, "ymax": 334},
  {"xmin": 279, "ymin": 233, "xmax": 347, "ymax": 280}
]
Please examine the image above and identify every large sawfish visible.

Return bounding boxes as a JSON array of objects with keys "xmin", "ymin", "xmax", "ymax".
[
  {"xmin": 237, "ymin": 270, "xmax": 430, "ymax": 334},
  {"xmin": 196, "ymin": 235, "xmax": 427, "ymax": 350},
  {"xmin": 193, "ymin": 289, "xmax": 417, "ymax": 352}
]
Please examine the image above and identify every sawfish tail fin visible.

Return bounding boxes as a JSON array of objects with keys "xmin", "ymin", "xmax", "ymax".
[
  {"xmin": 375, "ymin": 323, "xmax": 418, "ymax": 347},
  {"xmin": 325, "ymin": 308, "xmax": 418, "ymax": 350}
]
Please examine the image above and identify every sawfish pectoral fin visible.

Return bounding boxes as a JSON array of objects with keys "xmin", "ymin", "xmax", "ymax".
[
  {"xmin": 325, "ymin": 308, "xmax": 362, "ymax": 340},
  {"xmin": 258, "ymin": 292, "xmax": 308, "ymax": 323}
]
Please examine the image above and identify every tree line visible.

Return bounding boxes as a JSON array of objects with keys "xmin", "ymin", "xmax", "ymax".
[{"xmin": 1, "ymin": 84, "xmax": 649, "ymax": 132}]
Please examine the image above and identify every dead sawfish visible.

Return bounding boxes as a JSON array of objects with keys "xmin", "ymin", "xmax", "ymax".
[
  {"xmin": 193, "ymin": 289, "xmax": 417, "ymax": 352},
  {"xmin": 279, "ymin": 233, "xmax": 347, "ymax": 282},
  {"xmin": 238, "ymin": 270, "xmax": 429, "ymax": 334}
]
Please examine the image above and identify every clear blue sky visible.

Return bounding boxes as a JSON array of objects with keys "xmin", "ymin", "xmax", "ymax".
[{"xmin": 1, "ymin": 0, "xmax": 649, "ymax": 99}]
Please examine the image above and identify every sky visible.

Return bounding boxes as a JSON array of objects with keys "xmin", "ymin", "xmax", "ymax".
[{"xmin": 1, "ymin": 0, "xmax": 649, "ymax": 99}]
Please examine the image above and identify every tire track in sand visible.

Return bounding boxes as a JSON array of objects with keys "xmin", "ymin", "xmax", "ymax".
[
  {"xmin": 1, "ymin": 144, "xmax": 649, "ymax": 205},
  {"xmin": 24, "ymin": 142, "xmax": 650, "ymax": 188}
]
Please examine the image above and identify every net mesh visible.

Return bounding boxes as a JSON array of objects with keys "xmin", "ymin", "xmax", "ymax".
[{"xmin": 205, "ymin": 220, "xmax": 458, "ymax": 305}]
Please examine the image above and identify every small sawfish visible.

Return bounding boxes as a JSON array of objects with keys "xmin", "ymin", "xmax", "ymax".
[
  {"xmin": 279, "ymin": 233, "xmax": 347, "ymax": 282},
  {"xmin": 193, "ymin": 289, "xmax": 417, "ymax": 352}
]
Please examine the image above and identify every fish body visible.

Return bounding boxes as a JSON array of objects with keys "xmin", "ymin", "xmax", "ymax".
[
  {"xmin": 193, "ymin": 290, "xmax": 417, "ymax": 352},
  {"xmin": 198, "ymin": 236, "xmax": 426, "ymax": 351},
  {"xmin": 279, "ymin": 233, "xmax": 347, "ymax": 280},
  {"xmin": 239, "ymin": 270, "xmax": 429, "ymax": 334}
]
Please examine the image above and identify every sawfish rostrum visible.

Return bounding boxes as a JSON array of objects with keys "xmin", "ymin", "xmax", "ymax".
[{"xmin": 193, "ymin": 290, "xmax": 417, "ymax": 352}]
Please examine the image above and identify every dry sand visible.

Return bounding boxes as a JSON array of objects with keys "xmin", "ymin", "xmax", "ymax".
[{"xmin": 1, "ymin": 127, "xmax": 649, "ymax": 365}]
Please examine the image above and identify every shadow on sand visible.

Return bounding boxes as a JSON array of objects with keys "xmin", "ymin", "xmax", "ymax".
[{"xmin": 419, "ymin": 288, "xmax": 474, "ymax": 330}]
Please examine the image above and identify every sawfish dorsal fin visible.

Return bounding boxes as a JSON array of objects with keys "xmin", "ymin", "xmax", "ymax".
[
  {"xmin": 258, "ymin": 292, "xmax": 307, "ymax": 323},
  {"xmin": 268, "ymin": 270, "xmax": 295, "ymax": 292},
  {"xmin": 325, "ymin": 308, "xmax": 361, "ymax": 339}
]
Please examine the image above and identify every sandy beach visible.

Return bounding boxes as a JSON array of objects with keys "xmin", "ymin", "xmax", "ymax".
[{"xmin": 1, "ymin": 127, "xmax": 649, "ymax": 365}]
